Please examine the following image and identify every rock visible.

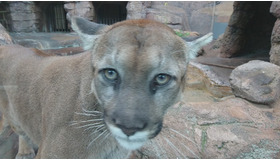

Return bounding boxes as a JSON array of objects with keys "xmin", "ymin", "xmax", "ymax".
[
  {"xmin": 190, "ymin": 7, "xmax": 213, "ymax": 34},
  {"xmin": 10, "ymin": 32, "xmax": 82, "ymax": 50},
  {"xmin": 230, "ymin": 60, "xmax": 280, "ymax": 104},
  {"xmin": 270, "ymin": 1, "xmax": 280, "ymax": 18},
  {"xmin": 146, "ymin": 4, "xmax": 185, "ymax": 30},
  {"xmin": 0, "ymin": 113, "xmax": 18, "ymax": 159},
  {"xmin": 186, "ymin": 61, "xmax": 233, "ymax": 98},
  {"xmin": 270, "ymin": 18, "xmax": 280, "ymax": 66},
  {"xmin": 64, "ymin": 2, "xmax": 94, "ymax": 21},
  {"xmin": 219, "ymin": 2, "xmax": 253, "ymax": 58},
  {"xmin": 220, "ymin": 2, "xmax": 275, "ymax": 58},
  {"xmin": 8, "ymin": 2, "xmax": 40, "ymax": 32},
  {"xmin": 134, "ymin": 95, "xmax": 280, "ymax": 158},
  {"xmin": 0, "ymin": 24, "xmax": 13, "ymax": 46},
  {"xmin": 126, "ymin": 1, "xmax": 147, "ymax": 19},
  {"xmin": 270, "ymin": 44, "xmax": 280, "ymax": 66}
]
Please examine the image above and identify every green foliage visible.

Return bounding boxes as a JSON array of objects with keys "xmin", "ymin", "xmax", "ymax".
[{"xmin": 175, "ymin": 30, "xmax": 190, "ymax": 38}]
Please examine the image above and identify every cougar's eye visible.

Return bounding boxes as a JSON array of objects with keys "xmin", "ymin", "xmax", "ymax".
[
  {"xmin": 103, "ymin": 69, "xmax": 118, "ymax": 82},
  {"xmin": 155, "ymin": 74, "xmax": 171, "ymax": 86}
]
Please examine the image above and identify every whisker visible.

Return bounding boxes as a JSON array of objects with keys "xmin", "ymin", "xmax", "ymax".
[
  {"xmin": 99, "ymin": 131, "xmax": 111, "ymax": 144},
  {"xmin": 72, "ymin": 119, "xmax": 104, "ymax": 124},
  {"xmin": 155, "ymin": 138, "xmax": 168, "ymax": 159},
  {"xmin": 163, "ymin": 137, "xmax": 187, "ymax": 159},
  {"xmin": 88, "ymin": 129, "xmax": 108, "ymax": 148},
  {"xmin": 103, "ymin": 45, "xmax": 114, "ymax": 52},
  {"xmin": 84, "ymin": 124, "xmax": 105, "ymax": 132},
  {"xmin": 74, "ymin": 112, "xmax": 101, "ymax": 117},
  {"xmin": 90, "ymin": 125, "xmax": 106, "ymax": 135},
  {"xmin": 169, "ymin": 128, "xmax": 197, "ymax": 147},
  {"xmin": 82, "ymin": 107, "xmax": 102, "ymax": 114},
  {"xmin": 178, "ymin": 141, "xmax": 199, "ymax": 159},
  {"xmin": 76, "ymin": 122, "xmax": 104, "ymax": 129},
  {"xmin": 86, "ymin": 90, "xmax": 95, "ymax": 96},
  {"xmin": 171, "ymin": 49, "xmax": 186, "ymax": 55},
  {"xmin": 150, "ymin": 139, "xmax": 162, "ymax": 158}
]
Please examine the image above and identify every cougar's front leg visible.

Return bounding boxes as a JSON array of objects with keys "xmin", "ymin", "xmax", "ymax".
[{"xmin": 15, "ymin": 135, "xmax": 35, "ymax": 159}]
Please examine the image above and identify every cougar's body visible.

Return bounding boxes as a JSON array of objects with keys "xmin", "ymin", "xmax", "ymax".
[{"xmin": 0, "ymin": 47, "xmax": 125, "ymax": 158}]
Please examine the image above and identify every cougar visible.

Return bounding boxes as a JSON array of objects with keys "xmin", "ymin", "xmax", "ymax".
[{"xmin": 0, "ymin": 17, "xmax": 212, "ymax": 158}]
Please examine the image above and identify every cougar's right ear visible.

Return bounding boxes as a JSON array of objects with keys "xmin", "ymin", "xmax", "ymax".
[{"xmin": 70, "ymin": 16, "xmax": 108, "ymax": 50}]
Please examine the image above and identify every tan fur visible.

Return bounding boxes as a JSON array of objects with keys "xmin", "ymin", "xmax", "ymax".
[{"xmin": 0, "ymin": 19, "xmax": 192, "ymax": 158}]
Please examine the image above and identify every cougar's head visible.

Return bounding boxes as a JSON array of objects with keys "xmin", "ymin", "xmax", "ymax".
[{"xmin": 72, "ymin": 17, "xmax": 190, "ymax": 150}]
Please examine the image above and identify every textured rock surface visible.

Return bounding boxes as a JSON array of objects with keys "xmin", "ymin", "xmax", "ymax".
[
  {"xmin": 0, "ymin": 125, "xmax": 18, "ymax": 159},
  {"xmin": 64, "ymin": 1, "xmax": 94, "ymax": 21},
  {"xmin": 270, "ymin": 1, "xmax": 280, "ymax": 18},
  {"xmin": 230, "ymin": 60, "xmax": 280, "ymax": 104},
  {"xmin": 220, "ymin": 2, "xmax": 275, "ymax": 58},
  {"xmin": 134, "ymin": 94, "xmax": 280, "ymax": 158},
  {"xmin": 126, "ymin": 1, "xmax": 148, "ymax": 19},
  {"xmin": 270, "ymin": 2, "xmax": 280, "ymax": 66},
  {"xmin": 186, "ymin": 61, "xmax": 233, "ymax": 98},
  {"xmin": 126, "ymin": 1, "xmax": 233, "ymax": 32},
  {"xmin": 8, "ymin": 2, "xmax": 40, "ymax": 32},
  {"xmin": 190, "ymin": 8, "xmax": 212, "ymax": 34},
  {"xmin": 0, "ymin": 24, "xmax": 13, "ymax": 45},
  {"xmin": 10, "ymin": 32, "xmax": 82, "ymax": 50}
]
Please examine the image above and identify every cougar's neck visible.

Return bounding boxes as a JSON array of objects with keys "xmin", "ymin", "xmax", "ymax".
[{"xmin": 78, "ymin": 51, "xmax": 101, "ymax": 112}]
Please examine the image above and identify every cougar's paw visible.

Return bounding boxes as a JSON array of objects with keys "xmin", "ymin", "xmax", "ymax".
[{"xmin": 15, "ymin": 152, "xmax": 35, "ymax": 159}]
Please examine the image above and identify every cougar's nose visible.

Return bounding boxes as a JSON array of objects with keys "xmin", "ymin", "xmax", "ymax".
[
  {"xmin": 115, "ymin": 123, "xmax": 146, "ymax": 136},
  {"xmin": 111, "ymin": 114, "xmax": 148, "ymax": 136}
]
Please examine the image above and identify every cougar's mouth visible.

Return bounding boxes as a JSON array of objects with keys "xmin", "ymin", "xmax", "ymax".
[
  {"xmin": 106, "ymin": 121, "xmax": 163, "ymax": 150},
  {"xmin": 107, "ymin": 124, "xmax": 149, "ymax": 150}
]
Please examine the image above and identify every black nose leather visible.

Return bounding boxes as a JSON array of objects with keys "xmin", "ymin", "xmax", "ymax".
[
  {"xmin": 112, "ymin": 117, "xmax": 147, "ymax": 136},
  {"xmin": 116, "ymin": 124, "xmax": 140, "ymax": 136}
]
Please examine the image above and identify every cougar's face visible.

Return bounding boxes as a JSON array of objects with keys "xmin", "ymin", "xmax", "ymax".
[{"xmin": 91, "ymin": 25, "xmax": 188, "ymax": 150}]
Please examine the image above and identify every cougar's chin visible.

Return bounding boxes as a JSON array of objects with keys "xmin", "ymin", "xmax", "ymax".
[
  {"xmin": 107, "ymin": 124, "xmax": 149, "ymax": 150},
  {"xmin": 115, "ymin": 137, "xmax": 146, "ymax": 150}
]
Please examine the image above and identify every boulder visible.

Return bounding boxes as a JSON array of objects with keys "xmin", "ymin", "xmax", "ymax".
[
  {"xmin": 229, "ymin": 60, "xmax": 280, "ymax": 105},
  {"xmin": 0, "ymin": 24, "xmax": 13, "ymax": 45},
  {"xmin": 8, "ymin": 2, "xmax": 40, "ymax": 32},
  {"xmin": 270, "ymin": 16, "xmax": 280, "ymax": 66},
  {"xmin": 220, "ymin": 2, "xmax": 275, "ymax": 58},
  {"xmin": 186, "ymin": 61, "xmax": 233, "ymax": 98},
  {"xmin": 126, "ymin": 1, "xmax": 147, "ymax": 19},
  {"xmin": 64, "ymin": 2, "xmax": 94, "ymax": 21},
  {"xmin": 190, "ymin": 7, "xmax": 213, "ymax": 34},
  {"xmin": 146, "ymin": 4, "xmax": 185, "ymax": 30},
  {"xmin": 133, "ymin": 95, "xmax": 280, "ymax": 158},
  {"xmin": 270, "ymin": 1, "xmax": 280, "ymax": 18}
]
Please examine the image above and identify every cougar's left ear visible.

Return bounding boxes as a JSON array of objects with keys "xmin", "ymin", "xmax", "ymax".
[
  {"xmin": 185, "ymin": 32, "xmax": 213, "ymax": 60},
  {"xmin": 70, "ymin": 16, "xmax": 108, "ymax": 50}
]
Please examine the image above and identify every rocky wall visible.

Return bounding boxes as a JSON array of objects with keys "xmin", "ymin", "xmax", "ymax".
[
  {"xmin": 8, "ymin": 2, "xmax": 41, "ymax": 32},
  {"xmin": 127, "ymin": 1, "xmax": 233, "ymax": 34},
  {"xmin": 220, "ymin": 1, "xmax": 276, "ymax": 58},
  {"xmin": 269, "ymin": 1, "xmax": 280, "ymax": 66},
  {"xmin": 64, "ymin": 2, "xmax": 95, "ymax": 21}
]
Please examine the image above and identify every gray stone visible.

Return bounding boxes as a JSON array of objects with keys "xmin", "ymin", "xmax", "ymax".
[
  {"xmin": 64, "ymin": 2, "xmax": 94, "ymax": 21},
  {"xmin": 8, "ymin": 1, "xmax": 40, "ymax": 32},
  {"xmin": 220, "ymin": 2, "xmax": 275, "ymax": 58},
  {"xmin": 270, "ymin": 1, "xmax": 280, "ymax": 18},
  {"xmin": 270, "ymin": 43, "xmax": 280, "ymax": 66},
  {"xmin": 0, "ymin": 24, "xmax": 13, "ymax": 45},
  {"xmin": 186, "ymin": 61, "xmax": 233, "ymax": 98},
  {"xmin": 126, "ymin": 1, "xmax": 147, "ymax": 19},
  {"xmin": 190, "ymin": 8, "xmax": 212, "ymax": 34},
  {"xmin": 132, "ymin": 95, "xmax": 280, "ymax": 158},
  {"xmin": 270, "ymin": 19, "xmax": 280, "ymax": 66},
  {"xmin": 230, "ymin": 60, "xmax": 280, "ymax": 104}
]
